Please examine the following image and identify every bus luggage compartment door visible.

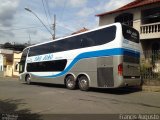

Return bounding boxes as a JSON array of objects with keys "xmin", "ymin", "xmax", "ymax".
[
  {"xmin": 123, "ymin": 62, "xmax": 140, "ymax": 78},
  {"xmin": 97, "ymin": 57, "xmax": 114, "ymax": 87},
  {"xmin": 97, "ymin": 67, "xmax": 114, "ymax": 87}
]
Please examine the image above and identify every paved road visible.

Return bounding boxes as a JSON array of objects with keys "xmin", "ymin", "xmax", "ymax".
[{"xmin": 0, "ymin": 77, "xmax": 160, "ymax": 119}]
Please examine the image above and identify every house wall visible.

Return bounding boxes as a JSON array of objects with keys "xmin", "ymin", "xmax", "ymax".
[
  {"xmin": 98, "ymin": 3, "xmax": 160, "ymax": 26},
  {"xmin": 12, "ymin": 52, "xmax": 22, "ymax": 77},
  {"xmin": 5, "ymin": 65, "xmax": 13, "ymax": 77},
  {"xmin": 0, "ymin": 49, "xmax": 23, "ymax": 78},
  {"xmin": 0, "ymin": 49, "xmax": 14, "ymax": 77},
  {"xmin": 0, "ymin": 54, "xmax": 4, "ymax": 77},
  {"xmin": 98, "ymin": 3, "xmax": 160, "ymax": 52},
  {"xmin": 99, "ymin": 7, "xmax": 142, "ymax": 31},
  {"xmin": 0, "ymin": 49, "xmax": 13, "ymax": 54}
]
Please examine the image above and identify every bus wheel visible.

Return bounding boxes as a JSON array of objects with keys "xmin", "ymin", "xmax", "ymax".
[
  {"xmin": 25, "ymin": 75, "xmax": 31, "ymax": 85},
  {"xmin": 78, "ymin": 76, "xmax": 89, "ymax": 91},
  {"xmin": 65, "ymin": 75, "xmax": 76, "ymax": 90}
]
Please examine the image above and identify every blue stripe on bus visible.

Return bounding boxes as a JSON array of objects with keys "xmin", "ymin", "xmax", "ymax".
[{"xmin": 33, "ymin": 48, "xmax": 140, "ymax": 78}]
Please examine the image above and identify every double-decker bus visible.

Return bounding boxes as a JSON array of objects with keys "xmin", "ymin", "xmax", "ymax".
[{"xmin": 19, "ymin": 23, "xmax": 141, "ymax": 91}]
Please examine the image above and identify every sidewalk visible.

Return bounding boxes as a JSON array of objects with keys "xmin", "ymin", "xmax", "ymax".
[
  {"xmin": 0, "ymin": 76, "xmax": 18, "ymax": 81},
  {"xmin": 142, "ymin": 85, "xmax": 160, "ymax": 92},
  {"xmin": 142, "ymin": 79, "xmax": 160, "ymax": 92}
]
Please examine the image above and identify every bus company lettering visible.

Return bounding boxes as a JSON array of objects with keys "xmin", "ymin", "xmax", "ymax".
[
  {"xmin": 34, "ymin": 54, "xmax": 53, "ymax": 62},
  {"xmin": 126, "ymin": 29, "xmax": 138, "ymax": 39},
  {"xmin": 34, "ymin": 56, "xmax": 42, "ymax": 62},
  {"xmin": 43, "ymin": 54, "xmax": 53, "ymax": 61}
]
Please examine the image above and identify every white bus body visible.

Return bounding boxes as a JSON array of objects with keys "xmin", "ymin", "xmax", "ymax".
[{"xmin": 19, "ymin": 23, "xmax": 141, "ymax": 91}]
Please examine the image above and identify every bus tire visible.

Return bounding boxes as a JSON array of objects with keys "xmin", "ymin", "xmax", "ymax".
[
  {"xmin": 78, "ymin": 76, "xmax": 89, "ymax": 91},
  {"xmin": 25, "ymin": 74, "xmax": 31, "ymax": 85},
  {"xmin": 65, "ymin": 75, "xmax": 76, "ymax": 90}
]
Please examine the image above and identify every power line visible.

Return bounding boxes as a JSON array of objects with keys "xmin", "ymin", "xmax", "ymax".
[
  {"xmin": 45, "ymin": 0, "xmax": 52, "ymax": 24},
  {"xmin": 0, "ymin": 22, "xmax": 74, "ymax": 33},
  {"xmin": 25, "ymin": 7, "xmax": 53, "ymax": 37},
  {"xmin": 0, "ymin": 25, "xmax": 44, "ymax": 31},
  {"xmin": 60, "ymin": 0, "xmax": 67, "ymax": 21},
  {"xmin": 41, "ymin": 0, "xmax": 51, "ymax": 29},
  {"xmin": 56, "ymin": 23, "xmax": 75, "ymax": 32}
]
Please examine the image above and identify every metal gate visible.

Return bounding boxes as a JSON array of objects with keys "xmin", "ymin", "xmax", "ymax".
[{"xmin": 141, "ymin": 50, "xmax": 160, "ymax": 81}]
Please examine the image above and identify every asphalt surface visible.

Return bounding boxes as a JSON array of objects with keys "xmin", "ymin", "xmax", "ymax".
[{"xmin": 0, "ymin": 77, "xmax": 160, "ymax": 119}]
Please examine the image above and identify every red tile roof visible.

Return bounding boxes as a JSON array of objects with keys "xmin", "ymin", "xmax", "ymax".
[
  {"xmin": 96, "ymin": 0, "xmax": 160, "ymax": 16},
  {"xmin": 71, "ymin": 27, "xmax": 89, "ymax": 35}
]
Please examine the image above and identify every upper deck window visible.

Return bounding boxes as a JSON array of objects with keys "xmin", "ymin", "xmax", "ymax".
[{"xmin": 28, "ymin": 26, "xmax": 116, "ymax": 56}]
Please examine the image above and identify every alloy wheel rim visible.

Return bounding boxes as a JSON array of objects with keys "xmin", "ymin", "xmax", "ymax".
[
  {"xmin": 67, "ymin": 79, "xmax": 74, "ymax": 88},
  {"xmin": 80, "ymin": 79, "xmax": 87, "ymax": 88}
]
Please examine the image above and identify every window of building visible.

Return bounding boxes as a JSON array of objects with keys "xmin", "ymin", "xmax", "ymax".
[
  {"xmin": 15, "ymin": 63, "xmax": 19, "ymax": 72},
  {"xmin": 115, "ymin": 13, "xmax": 133, "ymax": 27},
  {"xmin": 141, "ymin": 7, "xmax": 160, "ymax": 25}
]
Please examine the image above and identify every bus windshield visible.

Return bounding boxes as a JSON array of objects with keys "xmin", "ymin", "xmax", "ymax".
[{"xmin": 19, "ymin": 48, "xmax": 28, "ymax": 73}]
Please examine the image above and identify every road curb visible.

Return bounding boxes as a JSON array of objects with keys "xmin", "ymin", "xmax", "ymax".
[
  {"xmin": 0, "ymin": 77, "xmax": 18, "ymax": 81},
  {"xmin": 142, "ymin": 85, "xmax": 160, "ymax": 92}
]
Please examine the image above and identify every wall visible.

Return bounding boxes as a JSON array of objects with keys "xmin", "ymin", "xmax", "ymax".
[
  {"xmin": 98, "ymin": 8, "xmax": 141, "ymax": 29},
  {"xmin": 12, "ymin": 52, "xmax": 22, "ymax": 77},
  {"xmin": 5, "ymin": 65, "xmax": 13, "ymax": 77},
  {"xmin": 98, "ymin": 3, "xmax": 160, "ymax": 53},
  {"xmin": 0, "ymin": 54, "xmax": 4, "ymax": 77},
  {"xmin": 0, "ymin": 49, "xmax": 13, "ymax": 54}
]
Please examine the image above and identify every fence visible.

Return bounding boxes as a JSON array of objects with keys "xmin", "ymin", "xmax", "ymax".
[{"xmin": 140, "ymin": 50, "xmax": 160, "ymax": 82}]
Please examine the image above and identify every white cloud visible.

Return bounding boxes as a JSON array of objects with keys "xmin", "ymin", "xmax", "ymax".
[
  {"xmin": 26, "ymin": 29, "xmax": 38, "ymax": 35},
  {"xmin": 50, "ymin": 0, "xmax": 87, "ymax": 8},
  {"xmin": 67, "ymin": 0, "xmax": 87, "ymax": 8},
  {"xmin": 0, "ymin": 0, "xmax": 135, "ymax": 44},
  {"xmin": 77, "ymin": 0, "xmax": 133, "ymax": 28},
  {"xmin": 77, "ymin": 7, "xmax": 94, "ymax": 17},
  {"xmin": 0, "ymin": 0, "xmax": 19, "ymax": 13},
  {"xmin": 0, "ymin": 0, "xmax": 20, "ymax": 27},
  {"xmin": 96, "ymin": 0, "xmax": 134, "ymax": 13}
]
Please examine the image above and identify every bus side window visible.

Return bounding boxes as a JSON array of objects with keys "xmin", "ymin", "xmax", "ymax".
[{"xmin": 81, "ymin": 37, "xmax": 95, "ymax": 48}]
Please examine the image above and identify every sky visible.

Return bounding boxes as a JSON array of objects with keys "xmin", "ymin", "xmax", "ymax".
[{"xmin": 0, "ymin": 0, "xmax": 134, "ymax": 44}]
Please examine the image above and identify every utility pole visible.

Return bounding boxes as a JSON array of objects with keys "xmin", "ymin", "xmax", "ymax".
[
  {"xmin": 25, "ymin": 8, "xmax": 53, "ymax": 39},
  {"xmin": 28, "ymin": 33, "xmax": 31, "ymax": 45},
  {"xmin": 52, "ymin": 14, "xmax": 56, "ymax": 40}
]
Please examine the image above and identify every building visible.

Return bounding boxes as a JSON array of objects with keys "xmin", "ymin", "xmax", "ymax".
[
  {"xmin": 96, "ymin": 0, "xmax": 160, "ymax": 53},
  {"xmin": 0, "ymin": 49, "xmax": 13, "ymax": 77},
  {"xmin": 12, "ymin": 52, "xmax": 22, "ymax": 77},
  {"xmin": 71, "ymin": 27, "xmax": 89, "ymax": 35},
  {"xmin": 0, "ymin": 49, "xmax": 22, "ymax": 78},
  {"xmin": 0, "ymin": 54, "xmax": 4, "ymax": 77},
  {"xmin": 0, "ymin": 44, "xmax": 3, "ymax": 48}
]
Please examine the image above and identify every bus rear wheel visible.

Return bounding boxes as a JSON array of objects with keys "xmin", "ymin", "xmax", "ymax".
[
  {"xmin": 25, "ymin": 75, "xmax": 31, "ymax": 85},
  {"xmin": 65, "ymin": 75, "xmax": 76, "ymax": 90},
  {"xmin": 78, "ymin": 76, "xmax": 89, "ymax": 91}
]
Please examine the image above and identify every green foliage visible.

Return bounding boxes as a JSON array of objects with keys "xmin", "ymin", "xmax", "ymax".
[{"xmin": 1, "ymin": 42, "xmax": 28, "ymax": 51}]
